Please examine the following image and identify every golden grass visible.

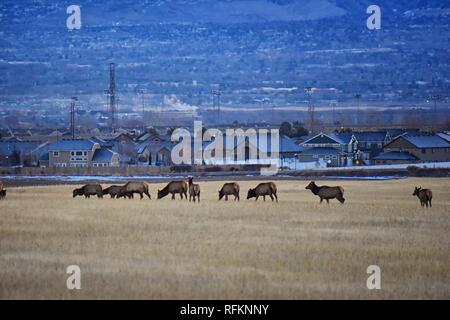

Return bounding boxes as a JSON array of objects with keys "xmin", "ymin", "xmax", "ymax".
[{"xmin": 0, "ymin": 178, "xmax": 449, "ymax": 299}]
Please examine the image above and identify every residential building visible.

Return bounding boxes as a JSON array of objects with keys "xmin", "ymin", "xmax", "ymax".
[
  {"xmin": 374, "ymin": 133, "xmax": 450, "ymax": 164},
  {"xmin": 299, "ymin": 132, "xmax": 358, "ymax": 167},
  {"xmin": 45, "ymin": 139, "xmax": 119, "ymax": 168}
]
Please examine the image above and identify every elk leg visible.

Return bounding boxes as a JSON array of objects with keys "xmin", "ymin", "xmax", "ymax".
[
  {"xmin": 225, "ymin": 195, "xmax": 228, "ymax": 201},
  {"xmin": 198, "ymin": 193, "xmax": 200, "ymax": 203},
  {"xmin": 274, "ymin": 193, "xmax": 278, "ymax": 203},
  {"xmin": 326, "ymin": 199, "xmax": 330, "ymax": 204},
  {"xmin": 320, "ymin": 197, "xmax": 323, "ymax": 204},
  {"xmin": 270, "ymin": 194, "xmax": 274, "ymax": 202},
  {"xmin": 255, "ymin": 195, "xmax": 259, "ymax": 201},
  {"xmin": 171, "ymin": 193, "xmax": 175, "ymax": 200}
]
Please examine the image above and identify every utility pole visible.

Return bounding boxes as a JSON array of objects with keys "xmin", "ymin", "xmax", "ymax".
[
  {"xmin": 271, "ymin": 105, "xmax": 276, "ymax": 126},
  {"xmin": 212, "ymin": 88, "xmax": 221, "ymax": 127},
  {"xmin": 429, "ymin": 94, "xmax": 441, "ymax": 114},
  {"xmin": 140, "ymin": 90, "xmax": 146, "ymax": 130},
  {"xmin": 70, "ymin": 97, "xmax": 77, "ymax": 139},
  {"xmin": 305, "ymin": 87, "xmax": 314, "ymax": 134},
  {"xmin": 355, "ymin": 93, "xmax": 362, "ymax": 126}
]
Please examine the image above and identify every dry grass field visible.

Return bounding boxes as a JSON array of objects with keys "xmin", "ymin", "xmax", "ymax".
[{"xmin": 0, "ymin": 178, "xmax": 449, "ymax": 299}]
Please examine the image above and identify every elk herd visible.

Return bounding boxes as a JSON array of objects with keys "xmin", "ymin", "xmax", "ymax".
[{"xmin": 0, "ymin": 178, "xmax": 437, "ymax": 208}]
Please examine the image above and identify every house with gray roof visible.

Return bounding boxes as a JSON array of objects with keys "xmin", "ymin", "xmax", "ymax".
[
  {"xmin": 375, "ymin": 133, "xmax": 450, "ymax": 164},
  {"xmin": 299, "ymin": 132, "xmax": 358, "ymax": 167},
  {"xmin": 353, "ymin": 131, "xmax": 391, "ymax": 162},
  {"xmin": 45, "ymin": 139, "xmax": 119, "ymax": 168}
]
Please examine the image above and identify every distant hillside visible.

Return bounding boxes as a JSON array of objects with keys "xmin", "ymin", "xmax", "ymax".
[{"xmin": 0, "ymin": 0, "xmax": 449, "ymax": 113}]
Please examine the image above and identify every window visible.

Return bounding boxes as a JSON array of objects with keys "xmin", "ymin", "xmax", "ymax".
[
  {"xmin": 53, "ymin": 151, "xmax": 59, "ymax": 157},
  {"xmin": 71, "ymin": 150, "xmax": 88, "ymax": 161}
]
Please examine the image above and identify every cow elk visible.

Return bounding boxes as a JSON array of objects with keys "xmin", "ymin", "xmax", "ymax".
[
  {"xmin": 305, "ymin": 181, "xmax": 345, "ymax": 204},
  {"xmin": 413, "ymin": 187, "xmax": 433, "ymax": 208}
]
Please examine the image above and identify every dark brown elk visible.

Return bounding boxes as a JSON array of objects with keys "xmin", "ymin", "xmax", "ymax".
[
  {"xmin": 118, "ymin": 181, "xmax": 151, "ymax": 200},
  {"xmin": 247, "ymin": 182, "xmax": 278, "ymax": 202},
  {"xmin": 305, "ymin": 181, "xmax": 345, "ymax": 204},
  {"xmin": 73, "ymin": 184, "xmax": 103, "ymax": 198},
  {"xmin": 188, "ymin": 177, "xmax": 200, "ymax": 203},
  {"xmin": 157, "ymin": 181, "xmax": 188, "ymax": 200},
  {"xmin": 413, "ymin": 187, "xmax": 433, "ymax": 208},
  {"xmin": 219, "ymin": 182, "xmax": 240, "ymax": 201},
  {"xmin": 0, "ymin": 189, "xmax": 6, "ymax": 200},
  {"xmin": 103, "ymin": 185, "xmax": 125, "ymax": 199}
]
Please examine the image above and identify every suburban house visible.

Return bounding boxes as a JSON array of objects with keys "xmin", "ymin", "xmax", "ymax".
[
  {"xmin": 92, "ymin": 133, "xmax": 137, "ymax": 165},
  {"xmin": 298, "ymin": 132, "xmax": 358, "ymax": 167},
  {"xmin": 136, "ymin": 132, "xmax": 173, "ymax": 166},
  {"xmin": 43, "ymin": 139, "xmax": 119, "ymax": 168},
  {"xmin": 374, "ymin": 133, "xmax": 450, "ymax": 165},
  {"xmin": 353, "ymin": 131, "xmax": 392, "ymax": 163},
  {"xmin": 137, "ymin": 143, "xmax": 173, "ymax": 166}
]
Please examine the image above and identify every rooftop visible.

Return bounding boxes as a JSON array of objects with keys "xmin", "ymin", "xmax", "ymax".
[
  {"xmin": 374, "ymin": 151, "xmax": 418, "ymax": 161},
  {"xmin": 48, "ymin": 140, "xmax": 96, "ymax": 151}
]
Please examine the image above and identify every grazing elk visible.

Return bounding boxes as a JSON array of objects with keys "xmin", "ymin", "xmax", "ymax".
[
  {"xmin": 157, "ymin": 181, "xmax": 188, "ymax": 200},
  {"xmin": 188, "ymin": 177, "xmax": 201, "ymax": 203},
  {"xmin": 103, "ymin": 185, "xmax": 125, "ymax": 199},
  {"xmin": 118, "ymin": 181, "xmax": 151, "ymax": 200},
  {"xmin": 0, "ymin": 189, "xmax": 6, "ymax": 200},
  {"xmin": 413, "ymin": 187, "xmax": 433, "ymax": 208},
  {"xmin": 73, "ymin": 184, "xmax": 103, "ymax": 198},
  {"xmin": 247, "ymin": 182, "xmax": 278, "ymax": 202},
  {"xmin": 218, "ymin": 182, "xmax": 240, "ymax": 201},
  {"xmin": 305, "ymin": 181, "xmax": 345, "ymax": 204}
]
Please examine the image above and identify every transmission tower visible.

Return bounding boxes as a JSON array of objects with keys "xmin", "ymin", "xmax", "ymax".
[
  {"xmin": 70, "ymin": 97, "xmax": 77, "ymax": 139},
  {"xmin": 105, "ymin": 63, "xmax": 116, "ymax": 132}
]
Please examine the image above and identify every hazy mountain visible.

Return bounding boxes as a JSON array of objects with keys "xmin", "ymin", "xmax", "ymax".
[{"xmin": 0, "ymin": 0, "xmax": 449, "ymax": 115}]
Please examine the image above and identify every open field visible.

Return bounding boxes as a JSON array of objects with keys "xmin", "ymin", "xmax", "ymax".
[{"xmin": 0, "ymin": 178, "xmax": 449, "ymax": 299}]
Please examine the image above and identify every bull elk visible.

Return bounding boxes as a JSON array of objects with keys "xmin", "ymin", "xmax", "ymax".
[
  {"xmin": 188, "ymin": 177, "xmax": 200, "ymax": 203},
  {"xmin": 305, "ymin": 181, "xmax": 345, "ymax": 204},
  {"xmin": 219, "ymin": 182, "xmax": 240, "ymax": 201},
  {"xmin": 157, "ymin": 181, "xmax": 188, "ymax": 200},
  {"xmin": 247, "ymin": 182, "xmax": 278, "ymax": 202},
  {"xmin": 413, "ymin": 187, "xmax": 432, "ymax": 208}
]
